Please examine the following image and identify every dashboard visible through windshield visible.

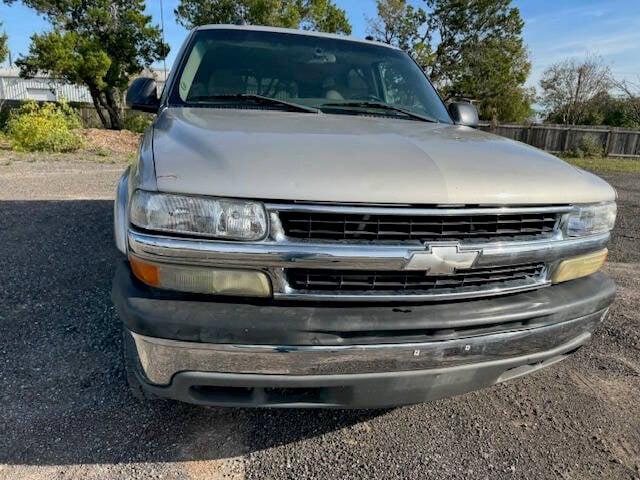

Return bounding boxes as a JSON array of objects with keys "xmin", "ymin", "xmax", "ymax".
[{"xmin": 169, "ymin": 28, "xmax": 452, "ymax": 123}]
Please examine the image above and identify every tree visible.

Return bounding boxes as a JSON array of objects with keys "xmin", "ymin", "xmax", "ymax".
[
  {"xmin": 367, "ymin": 0, "xmax": 432, "ymax": 67},
  {"xmin": 5, "ymin": 0, "xmax": 168, "ymax": 130},
  {"xmin": 543, "ymin": 80, "xmax": 640, "ymax": 128},
  {"xmin": 614, "ymin": 78, "xmax": 640, "ymax": 127},
  {"xmin": 175, "ymin": 0, "xmax": 352, "ymax": 34},
  {"xmin": 539, "ymin": 56, "xmax": 612, "ymax": 125},
  {"xmin": 0, "ymin": 23, "xmax": 7, "ymax": 64},
  {"xmin": 448, "ymin": 36, "xmax": 533, "ymax": 123},
  {"xmin": 0, "ymin": 24, "xmax": 8, "ymax": 117},
  {"xmin": 368, "ymin": 0, "xmax": 532, "ymax": 123}
]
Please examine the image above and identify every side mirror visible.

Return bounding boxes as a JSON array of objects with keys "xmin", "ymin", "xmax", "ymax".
[
  {"xmin": 448, "ymin": 102, "xmax": 479, "ymax": 128},
  {"xmin": 126, "ymin": 77, "xmax": 160, "ymax": 113}
]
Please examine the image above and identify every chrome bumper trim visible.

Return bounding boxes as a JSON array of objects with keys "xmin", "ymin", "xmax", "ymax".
[
  {"xmin": 130, "ymin": 309, "xmax": 606, "ymax": 385},
  {"xmin": 128, "ymin": 230, "xmax": 610, "ymax": 271},
  {"xmin": 128, "ymin": 229, "xmax": 610, "ymax": 301}
]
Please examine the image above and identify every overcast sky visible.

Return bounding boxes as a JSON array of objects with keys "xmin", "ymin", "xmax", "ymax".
[{"xmin": 1, "ymin": 0, "xmax": 638, "ymax": 90}]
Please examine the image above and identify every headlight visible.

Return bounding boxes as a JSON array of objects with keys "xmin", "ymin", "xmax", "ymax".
[
  {"xmin": 130, "ymin": 190, "xmax": 267, "ymax": 240},
  {"xmin": 566, "ymin": 202, "xmax": 616, "ymax": 237}
]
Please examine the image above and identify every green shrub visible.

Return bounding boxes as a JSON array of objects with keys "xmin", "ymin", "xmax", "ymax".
[
  {"xmin": 6, "ymin": 101, "xmax": 84, "ymax": 152},
  {"xmin": 124, "ymin": 111, "xmax": 153, "ymax": 133},
  {"xmin": 571, "ymin": 134, "xmax": 604, "ymax": 158}
]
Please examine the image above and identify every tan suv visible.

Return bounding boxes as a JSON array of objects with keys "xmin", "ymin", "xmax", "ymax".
[{"xmin": 113, "ymin": 25, "xmax": 616, "ymax": 408}]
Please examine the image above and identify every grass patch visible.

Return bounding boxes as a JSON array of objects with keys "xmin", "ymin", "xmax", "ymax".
[{"xmin": 563, "ymin": 156, "xmax": 640, "ymax": 174}]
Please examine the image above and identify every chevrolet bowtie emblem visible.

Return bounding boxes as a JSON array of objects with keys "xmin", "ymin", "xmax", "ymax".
[{"xmin": 405, "ymin": 244, "xmax": 480, "ymax": 275}]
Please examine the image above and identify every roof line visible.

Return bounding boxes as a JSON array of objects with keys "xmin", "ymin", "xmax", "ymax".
[{"xmin": 192, "ymin": 24, "xmax": 401, "ymax": 51}]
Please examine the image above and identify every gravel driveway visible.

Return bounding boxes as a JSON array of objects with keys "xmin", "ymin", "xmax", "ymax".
[{"xmin": 1, "ymin": 159, "xmax": 639, "ymax": 480}]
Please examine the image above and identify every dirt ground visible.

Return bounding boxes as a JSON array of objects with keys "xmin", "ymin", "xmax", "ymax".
[
  {"xmin": 0, "ymin": 129, "xmax": 139, "ymax": 166},
  {"xmin": 0, "ymin": 156, "xmax": 639, "ymax": 480}
]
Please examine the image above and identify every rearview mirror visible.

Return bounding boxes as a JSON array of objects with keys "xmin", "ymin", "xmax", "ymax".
[
  {"xmin": 127, "ymin": 77, "xmax": 160, "ymax": 113},
  {"xmin": 448, "ymin": 102, "xmax": 479, "ymax": 128}
]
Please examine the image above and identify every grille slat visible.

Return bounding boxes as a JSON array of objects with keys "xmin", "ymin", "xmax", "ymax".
[
  {"xmin": 287, "ymin": 263, "xmax": 545, "ymax": 293},
  {"xmin": 286, "ymin": 218, "xmax": 557, "ymax": 226},
  {"xmin": 280, "ymin": 211, "xmax": 559, "ymax": 242}
]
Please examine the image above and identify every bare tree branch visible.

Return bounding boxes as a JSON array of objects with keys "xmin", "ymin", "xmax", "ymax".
[
  {"xmin": 539, "ymin": 55, "xmax": 613, "ymax": 125},
  {"xmin": 613, "ymin": 77, "xmax": 640, "ymax": 126}
]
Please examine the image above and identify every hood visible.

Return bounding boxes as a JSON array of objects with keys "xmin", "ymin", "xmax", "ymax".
[{"xmin": 152, "ymin": 108, "xmax": 615, "ymax": 205}]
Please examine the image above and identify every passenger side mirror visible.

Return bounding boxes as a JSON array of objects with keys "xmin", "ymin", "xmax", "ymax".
[
  {"xmin": 127, "ymin": 77, "xmax": 160, "ymax": 113},
  {"xmin": 448, "ymin": 102, "xmax": 479, "ymax": 128}
]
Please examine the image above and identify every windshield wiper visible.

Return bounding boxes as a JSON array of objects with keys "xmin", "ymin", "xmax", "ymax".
[
  {"xmin": 188, "ymin": 94, "xmax": 319, "ymax": 113},
  {"xmin": 320, "ymin": 101, "xmax": 438, "ymax": 123}
]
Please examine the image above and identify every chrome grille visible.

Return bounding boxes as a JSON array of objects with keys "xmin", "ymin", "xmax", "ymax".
[
  {"xmin": 278, "ymin": 211, "xmax": 560, "ymax": 242},
  {"xmin": 286, "ymin": 263, "xmax": 546, "ymax": 293}
]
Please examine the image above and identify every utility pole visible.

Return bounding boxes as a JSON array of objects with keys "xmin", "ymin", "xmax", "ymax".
[{"xmin": 160, "ymin": 0, "xmax": 168, "ymax": 82}]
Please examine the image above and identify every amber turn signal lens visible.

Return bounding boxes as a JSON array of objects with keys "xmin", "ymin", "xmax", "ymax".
[
  {"xmin": 551, "ymin": 249, "xmax": 608, "ymax": 283},
  {"xmin": 128, "ymin": 255, "xmax": 272, "ymax": 297},
  {"xmin": 130, "ymin": 256, "xmax": 160, "ymax": 286}
]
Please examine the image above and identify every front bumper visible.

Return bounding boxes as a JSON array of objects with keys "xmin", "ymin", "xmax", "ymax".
[
  {"xmin": 113, "ymin": 264, "xmax": 615, "ymax": 408},
  {"xmin": 128, "ymin": 327, "xmax": 598, "ymax": 408}
]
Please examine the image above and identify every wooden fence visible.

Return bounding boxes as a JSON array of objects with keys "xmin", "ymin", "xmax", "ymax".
[
  {"xmin": 77, "ymin": 105, "xmax": 103, "ymax": 128},
  {"xmin": 478, "ymin": 123, "xmax": 640, "ymax": 158},
  {"xmin": 76, "ymin": 105, "xmax": 151, "ymax": 129}
]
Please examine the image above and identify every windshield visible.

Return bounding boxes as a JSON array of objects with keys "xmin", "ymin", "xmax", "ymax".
[{"xmin": 169, "ymin": 28, "xmax": 452, "ymax": 123}]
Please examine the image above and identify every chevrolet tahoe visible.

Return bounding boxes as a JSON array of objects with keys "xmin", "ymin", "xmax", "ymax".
[{"xmin": 112, "ymin": 25, "xmax": 617, "ymax": 408}]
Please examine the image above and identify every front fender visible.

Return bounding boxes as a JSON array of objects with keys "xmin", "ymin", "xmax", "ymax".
[
  {"xmin": 114, "ymin": 167, "xmax": 130, "ymax": 255},
  {"xmin": 115, "ymin": 126, "xmax": 159, "ymax": 255}
]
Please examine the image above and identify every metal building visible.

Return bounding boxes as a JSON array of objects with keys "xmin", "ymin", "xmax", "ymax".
[
  {"xmin": 0, "ymin": 68, "xmax": 92, "ymax": 102},
  {"xmin": 0, "ymin": 67, "xmax": 168, "ymax": 103}
]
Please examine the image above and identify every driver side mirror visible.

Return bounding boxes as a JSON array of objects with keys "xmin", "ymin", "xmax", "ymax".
[
  {"xmin": 448, "ymin": 102, "xmax": 479, "ymax": 128},
  {"xmin": 127, "ymin": 77, "xmax": 160, "ymax": 113}
]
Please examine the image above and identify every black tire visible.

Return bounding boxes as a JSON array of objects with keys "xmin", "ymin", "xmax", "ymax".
[{"xmin": 122, "ymin": 328, "xmax": 157, "ymax": 402}]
